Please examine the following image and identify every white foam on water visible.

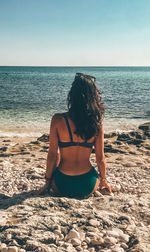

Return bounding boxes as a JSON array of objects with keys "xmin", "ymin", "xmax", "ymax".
[
  {"xmin": 0, "ymin": 119, "xmax": 50, "ymax": 137},
  {"xmin": 0, "ymin": 131, "xmax": 42, "ymax": 138},
  {"xmin": 103, "ymin": 118, "xmax": 148, "ymax": 133},
  {"xmin": 0, "ymin": 118, "xmax": 149, "ymax": 138}
]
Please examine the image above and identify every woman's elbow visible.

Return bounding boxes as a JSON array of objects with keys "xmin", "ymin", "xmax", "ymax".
[{"xmin": 96, "ymin": 155, "xmax": 105, "ymax": 164}]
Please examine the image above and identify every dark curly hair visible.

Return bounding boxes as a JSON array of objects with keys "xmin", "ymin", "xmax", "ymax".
[{"xmin": 67, "ymin": 73, "xmax": 105, "ymax": 140}]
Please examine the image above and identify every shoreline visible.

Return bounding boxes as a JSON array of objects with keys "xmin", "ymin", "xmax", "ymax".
[
  {"xmin": 0, "ymin": 118, "xmax": 149, "ymax": 138},
  {"xmin": 0, "ymin": 122, "xmax": 150, "ymax": 251}
]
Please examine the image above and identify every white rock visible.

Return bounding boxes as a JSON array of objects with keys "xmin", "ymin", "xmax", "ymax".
[
  {"xmin": 81, "ymin": 241, "xmax": 87, "ymax": 246},
  {"xmin": 8, "ymin": 247, "xmax": 18, "ymax": 252},
  {"xmin": 126, "ymin": 224, "xmax": 136, "ymax": 232},
  {"xmin": 94, "ymin": 190, "xmax": 104, "ymax": 197},
  {"xmin": 104, "ymin": 236, "xmax": 117, "ymax": 245},
  {"xmin": 57, "ymin": 241, "xmax": 64, "ymax": 246},
  {"xmin": 112, "ymin": 246, "xmax": 124, "ymax": 252},
  {"xmin": 18, "ymin": 250, "xmax": 26, "ymax": 252},
  {"xmin": 54, "ymin": 229, "xmax": 61, "ymax": 236},
  {"xmin": 71, "ymin": 238, "xmax": 81, "ymax": 246},
  {"xmin": 59, "ymin": 234, "xmax": 64, "ymax": 240},
  {"xmin": 97, "ymin": 249, "xmax": 111, "ymax": 252},
  {"xmin": 91, "ymin": 237, "xmax": 104, "ymax": 245},
  {"xmin": 82, "ymin": 245, "xmax": 88, "ymax": 249},
  {"xmin": 121, "ymin": 243, "xmax": 128, "ymax": 249},
  {"xmin": 106, "ymin": 230, "xmax": 120, "ymax": 238},
  {"xmin": 86, "ymin": 231, "xmax": 97, "ymax": 237},
  {"xmin": 65, "ymin": 229, "xmax": 80, "ymax": 241},
  {"xmin": 111, "ymin": 228, "xmax": 124, "ymax": 237},
  {"xmin": 0, "ymin": 216, "xmax": 7, "ymax": 225},
  {"xmin": 76, "ymin": 246, "xmax": 82, "ymax": 251},
  {"xmin": 0, "ymin": 243, "xmax": 6, "ymax": 249},
  {"xmin": 88, "ymin": 248, "xmax": 95, "ymax": 252},
  {"xmin": 85, "ymin": 237, "xmax": 91, "ymax": 244},
  {"xmin": 112, "ymin": 184, "xmax": 121, "ymax": 192},
  {"xmin": 119, "ymin": 233, "xmax": 129, "ymax": 243},
  {"xmin": 66, "ymin": 244, "xmax": 76, "ymax": 251},
  {"xmin": 6, "ymin": 233, "xmax": 12, "ymax": 240},
  {"xmin": 89, "ymin": 219, "xmax": 99, "ymax": 226},
  {"xmin": 1, "ymin": 248, "xmax": 8, "ymax": 252}
]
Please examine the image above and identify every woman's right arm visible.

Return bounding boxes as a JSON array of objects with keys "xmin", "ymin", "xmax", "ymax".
[{"xmin": 95, "ymin": 124, "xmax": 106, "ymax": 179}]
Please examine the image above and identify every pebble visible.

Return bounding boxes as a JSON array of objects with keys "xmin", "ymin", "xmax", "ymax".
[
  {"xmin": 0, "ymin": 216, "xmax": 7, "ymax": 225},
  {"xmin": 82, "ymin": 244, "xmax": 88, "ymax": 249},
  {"xmin": 1, "ymin": 249, "xmax": 8, "ymax": 252},
  {"xmin": 111, "ymin": 246, "xmax": 124, "ymax": 252},
  {"xmin": 88, "ymin": 219, "xmax": 99, "ymax": 226},
  {"xmin": 25, "ymin": 159, "xmax": 30, "ymax": 163},
  {"xmin": 104, "ymin": 236, "xmax": 117, "ymax": 245},
  {"xmin": 85, "ymin": 237, "xmax": 91, "ymax": 244},
  {"xmin": 65, "ymin": 229, "xmax": 80, "ymax": 241},
  {"xmin": 8, "ymin": 247, "xmax": 18, "ymax": 252},
  {"xmin": 54, "ymin": 229, "xmax": 61, "ymax": 236},
  {"xmin": 59, "ymin": 234, "xmax": 64, "ymax": 240},
  {"xmin": 91, "ymin": 237, "xmax": 104, "ymax": 245},
  {"xmin": 121, "ymin": 243, "xmax": 128, "ymax": 249},
  {"xmin": 76, "ymin": 246, "xmax": 82, "ymax": 251},
  {"xmin": 86, "ymin": 231, "xmax": 97, "ymax": 237},
  {"xmin": 119, "ymin": 233, "xmax": 129, "ymax": 243},
  {"xmin": 94, "ymin": 190, "xmax": 104, "ymax": 197},
  {"xmin": 71, "ymin": 238, "xmax": 81, "ymax": 246},
  {"xmin": 81, "ymin": 241, "xmax": 87, "ymax": 246},
  {"xmin": 49, "ymin": 201, "xmax": 54, "ymax": 207},
  {"xmin": 1, "ymin": 248, "xmax": 8, "ymax": 252},
  {"xmin": 88, "ymin": 248, "xmax": 95, "ymax": 252},
  {"xmin": 106, "ymin": 229, "xmax": 121, "ymax": 238},
  {"xmin": 53, "ymin": 224, "xmax": 61, "ymax": 230},
  {"xmin": 1, "ymin": 243, "xmax": 7, "ymax": 250},
  {"xmin": 112, "ymin": 184, "xmax": 121, "ymax": 192},
  {"xmin": 6, "ymin": 234, "xmax": 12, "ymax": 240}
]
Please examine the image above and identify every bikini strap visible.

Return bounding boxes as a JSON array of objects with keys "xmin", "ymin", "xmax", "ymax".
[{"xmin": 63, "ymin": 113, "xmax": 73, "ymax": 142}]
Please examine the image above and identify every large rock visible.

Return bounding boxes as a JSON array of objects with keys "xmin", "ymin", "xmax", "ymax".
[
  {"xmin": 37, "ymin": 134, "xmax": 49, "ymax": 142},
  {"xmin": 139, "ymin": 122, "xmax": 150, "ymax": 131}
]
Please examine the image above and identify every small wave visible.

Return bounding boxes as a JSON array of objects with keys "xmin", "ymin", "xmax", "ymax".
[{"xmin": 0, "ymin": 131, "xmax": 42, "ymax": 138}]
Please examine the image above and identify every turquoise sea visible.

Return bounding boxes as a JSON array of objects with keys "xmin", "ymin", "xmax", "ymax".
[{"xmin": 0, "ymin": 66, "xmax": 150, "ymax": 137}]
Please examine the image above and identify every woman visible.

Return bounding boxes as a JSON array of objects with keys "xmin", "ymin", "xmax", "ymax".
[{"xmin": 40, "ymin": 73, "xmax": 111, "ymax": 197}]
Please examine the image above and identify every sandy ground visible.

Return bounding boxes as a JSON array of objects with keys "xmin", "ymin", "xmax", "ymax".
[{"xmin": 0, "ymin": 122, "xmax": 150, "ymax": 252}]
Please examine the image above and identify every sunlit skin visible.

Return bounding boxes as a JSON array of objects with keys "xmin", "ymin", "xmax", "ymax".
[{"xmin": 39, "ymin": 113, "xmax": 111, "ymax": 195}]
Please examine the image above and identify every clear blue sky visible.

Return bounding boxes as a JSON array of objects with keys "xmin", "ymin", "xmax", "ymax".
[{"xmin": 0, "ymin": 0, "xmax": 150, "ymax": 66}]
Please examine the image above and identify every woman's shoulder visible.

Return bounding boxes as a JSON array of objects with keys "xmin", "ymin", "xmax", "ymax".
[{"xmin": 52, "ymin": 112, "xmax": 67, "ymax": 123}]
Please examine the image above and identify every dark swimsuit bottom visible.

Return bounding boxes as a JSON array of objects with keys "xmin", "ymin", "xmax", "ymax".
[
  {"xmin": 53, "ymin": 113, "xmax": 99, "ymax": 197},
  {"xmin": 53, "ymin": 167, "xmax": 98, "ymax": 197}
]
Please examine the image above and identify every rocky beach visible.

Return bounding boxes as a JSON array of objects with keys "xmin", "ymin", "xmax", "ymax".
[{"xmin": 0, "ymin": 122, "xmax": 150, "ymax": 252}]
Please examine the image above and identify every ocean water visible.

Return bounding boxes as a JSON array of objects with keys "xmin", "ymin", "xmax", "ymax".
[{"xmin": 0, "ymin": 66, "xmax": 150, "ymax": 137}]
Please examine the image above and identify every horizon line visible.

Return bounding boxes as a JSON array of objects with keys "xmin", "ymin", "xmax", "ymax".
[{"xmin": 0, "ymin": 65, "xmax": 150, "ymax": 67}]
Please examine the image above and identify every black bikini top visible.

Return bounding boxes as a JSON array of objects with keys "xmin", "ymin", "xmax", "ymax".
[{"xmin": 58, "ymin": 114, "xmax": 94, "ymax": 149}]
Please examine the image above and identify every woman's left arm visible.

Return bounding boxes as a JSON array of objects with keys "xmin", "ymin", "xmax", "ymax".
[
  {"xmin": 45, "ymin": 115, "xmax": 59, "ymax": 180},
  {"xmin": 39, "ymin": 114, "xmax": 59, "ymax": 193}
]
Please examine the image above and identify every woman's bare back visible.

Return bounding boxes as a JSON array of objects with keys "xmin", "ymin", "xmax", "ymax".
[{"xmin": 55, "ymin": 113, "xmax": 95, "ymax": 175}]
